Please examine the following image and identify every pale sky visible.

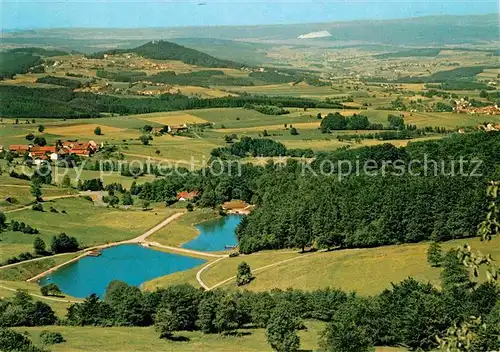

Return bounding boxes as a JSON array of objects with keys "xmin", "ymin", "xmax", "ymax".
[{"xmin": 1, "ymin": 0, "xmax": 498, "ymax": 29}]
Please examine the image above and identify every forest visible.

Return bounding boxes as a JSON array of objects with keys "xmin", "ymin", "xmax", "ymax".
[
  {"xmin": 0, "ymin": 85, "xmax": 345, "ymax": 118},
  {"xmin": 0, "ymin": 52, "xmax": 44, "ymax": 80},
  {"xmin": 86, "ymin": 40, "xmax": 242, "ymax": 68},
  {"xmin": 134, "ymin": 132, "xmax": 500, "ymax": 253},
  {"xmin": 96, "ymin": 70, "xmax": 147, "ymax": 82},
  {"xmin": 36, "ymin": 75, "xmax": 83, "ymax": 89},
  {"xmin": 149, "ymin": 70, "xmax": 254, "ymax": 87}
]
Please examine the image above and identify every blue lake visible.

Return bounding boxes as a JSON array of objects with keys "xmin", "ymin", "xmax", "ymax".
[
  {"xmin": 182, "ymin": 214, "xmax": 242, "ymax": 252},
  {"xmin": 38, "ymin": 244, "xmax": 206, "ymax": 298}
]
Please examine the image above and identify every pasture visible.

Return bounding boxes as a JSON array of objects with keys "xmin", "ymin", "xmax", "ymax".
[
  {"xmin": 13, "ymin": 322, "xmax": 408, "ymax": 352},
  {"xmin": 0, "ymin": 253, "xmax": 80, "ymax": 281},
  {"xmin": 0, "ymin": 197, "xmax": 180, "ymax": 262},
  {"xmin": 0, "ymin": 279, "xmax": 76, "ymax": 317},
  {"xmin": 146, "ymin": 236, "xmax": 500, "ymax": 295}
]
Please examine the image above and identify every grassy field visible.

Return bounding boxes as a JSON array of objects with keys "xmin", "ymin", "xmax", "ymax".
[
  {"xmin": 0, "ymin": 181, "xmax": 78, "ymax": 212},
  {"xmin": 13, "ymin": 321, "xmax": 407, "ymax": 352},
  {"xmin": 219, "ymin": 82, "xmax": 348, "ymax": 98},
  {"xmin": 0, "ymin": 280, "xmax": 75, "ymax": 317},
  {"xmin": 0, "ymin": 253, "xmax": 80, "ymax": 281},
  {"xmin": 148, "ymin": 208, "xmax": 219, "ymax": 247},
  {"xmin": 51, "ymin": 168, "xmax": 156, "ymax": 188},
  {"xmin": 149, "ymin": 236, "xmax": 500, "ymax": 295},
  {"xmin": 2, "ymin": 104, "xmax": 499, "ymax": 168},
  {"xmin": 0, "ymin": 197, "xmax": 180, "ymax": 261},
  {"xmin": 143, "ymin": 265, "xmax": 202, "ymax": 290}
]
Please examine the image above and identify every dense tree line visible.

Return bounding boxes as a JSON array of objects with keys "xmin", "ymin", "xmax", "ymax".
[
  {"xmin": 0, "ymin": 84, "xmax": 345, "ymax": 118},
  {"xmin": 2, "ymin": 252, "xmax": 498, "ymax": 351},
  {"xmin": 132, "ymin": 133, "xmax": 500, "ymax": 254},
  {"xmin": 149, "ymin": 70, "xmax": 254, "ymax": 87},
  {"xmin": 244, "ymin": 103, "xmax": 290, "ymax": 115},
  {"xmin": 1, "ymin": 232, "xmax": 79, "ymax": 266},
  {"xmin": 237, "ymin": 132, "xmax": 500, "ymax": 253},
  {"xmin": 96, "ymin": 70, "xmax": 147, "ymax": 82},
  {"xmin": 248, "ymin": 71, "xmax": 296, "ymax": 84},
  {"xmin": 320, "ymin": 112, "xmax": 382, "ymax": 132},
  {"xmin": 211, "ymin": 136, "xmax": 313, "ymax": 159},
  {"xmin": 0, "ymin": 52, "xmax": 44, "ymax": 80},
  {"xmin": 0, "ymin": 85, "xmax": 99, "ymax": 118},
  {"xmin": 36, "ymin": 75, "xmax": 82, "ymax": 89},
  {"xmin": 337, "ymin": 129, "xmax": 427, "ymax": 141},
  {"xmin": 8, "ymin": 47, "xmax": 69, "ymax": 57}
]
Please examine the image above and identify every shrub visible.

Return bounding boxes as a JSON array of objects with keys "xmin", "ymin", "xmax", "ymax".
[
  {"xmin": 39, "ymin": 330, "xmax": 65, "ymax": 345},
  {"xmin": 40, "ymin": 283, "xmax": 62, "ymax": 297},
  {"xmin": 32, "ymin": 203, "xmax": 44, "ymax": 212},
  {"xmin": 236, "ymin": 261, "xmax": 253, "ymax": 286},
  {"xmin": 80, "ymin": 195, "xmax": 93, "ymax": 202}
]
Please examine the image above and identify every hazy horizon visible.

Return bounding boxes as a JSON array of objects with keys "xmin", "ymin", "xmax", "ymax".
[{"xmin": 1, "ymin": 0, "xmax": 498, "ymax": 30}]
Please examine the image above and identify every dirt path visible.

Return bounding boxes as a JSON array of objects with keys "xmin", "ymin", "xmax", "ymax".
[
  {"xmin": 0, "ymin": 184, "xmax": 31, "ymax": 188},
  {"xmin": 147, "ymin": 241, "xmax": 226, "ymax": 259},
  {"xmin": 195, "ymin": 256, "xmax": 228, "ymax": 290},
  {"xmin": 0, "ymin": 283, "xmax": 79, "ymax": 303},
  {"xmin": 22, "ymin": 212, "xmax": 186, "ymax": 283},
  {"xmin": 4, "ymin": 194, "xmax": 80, "ymax": 214},
  {"xmin": 203, "ymin": 251, "xmax": 317, "ymax": 291}
]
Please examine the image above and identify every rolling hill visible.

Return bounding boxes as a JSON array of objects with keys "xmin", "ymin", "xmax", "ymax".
[{"xmin": 86, "ymin": 40, "xmax": 243, "ymax": 68}]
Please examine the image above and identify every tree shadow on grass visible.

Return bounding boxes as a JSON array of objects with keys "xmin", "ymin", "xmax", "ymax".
[
  {"xmin": 223, "ymin": 331, "xmax": 252, "ymax": 337},
  {"xmin": 160, "ymin": 334, "xmax": 190, "ymax": 342}
]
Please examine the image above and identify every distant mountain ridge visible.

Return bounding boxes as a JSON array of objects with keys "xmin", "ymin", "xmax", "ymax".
[
  {"xmin": 2, "ymin": 14, "xmax": 497, "ymax": 46},
  {"xmin": 86, "ymin": 40, "xmax": 243, "ymax": 68}
]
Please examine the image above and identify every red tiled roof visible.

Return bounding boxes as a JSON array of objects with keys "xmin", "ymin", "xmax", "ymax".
[
  {"xmin": 30, "ymin": 146, "xmax": 56, "ymax": 153},
  {"xmin": 72, "ymin": 143, "xmax": 90, "ymax": 151},
  {"xmin": 176, "ymin": 191, "xmax": 199, "ymax": 200},
  {"xmin": 71, "ymin": 149, "xmax": 90, "ymax": 155},
  {"xmin": 9, "ymin": 145, "xmax": 29, "ymax": 151}
]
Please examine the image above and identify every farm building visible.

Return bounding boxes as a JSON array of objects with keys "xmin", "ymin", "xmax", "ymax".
[{"xmin": 176, "ymin": 191, "xmax": 199, "ymax": 201}]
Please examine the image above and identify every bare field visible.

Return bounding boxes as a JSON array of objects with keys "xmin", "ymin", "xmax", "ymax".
[
  {"xmin": 46, "ymin": 123, "xmax": 126, "ymax": 137},
  {"xmin": 135, "ymin": 112, "xmax": 210, "ymax": 125}
]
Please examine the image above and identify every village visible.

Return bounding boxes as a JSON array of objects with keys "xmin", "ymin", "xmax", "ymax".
[{"xmin": 5, "ymin": 140, "xmax": 101, "ymax": 165}]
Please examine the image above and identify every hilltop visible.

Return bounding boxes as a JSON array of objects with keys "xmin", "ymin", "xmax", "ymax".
[{"xmin": 86, "ymin": 40, "xmax": 243, "ymax": 68}]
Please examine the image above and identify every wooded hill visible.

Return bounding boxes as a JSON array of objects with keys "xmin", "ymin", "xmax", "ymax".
[
  {"xmin": 86, "ymin": 40, "xmax": 243, "ymax": 68},
  {"xmin": 0, "ymin": 85, "xmax": 344, "ymax": 118}
]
